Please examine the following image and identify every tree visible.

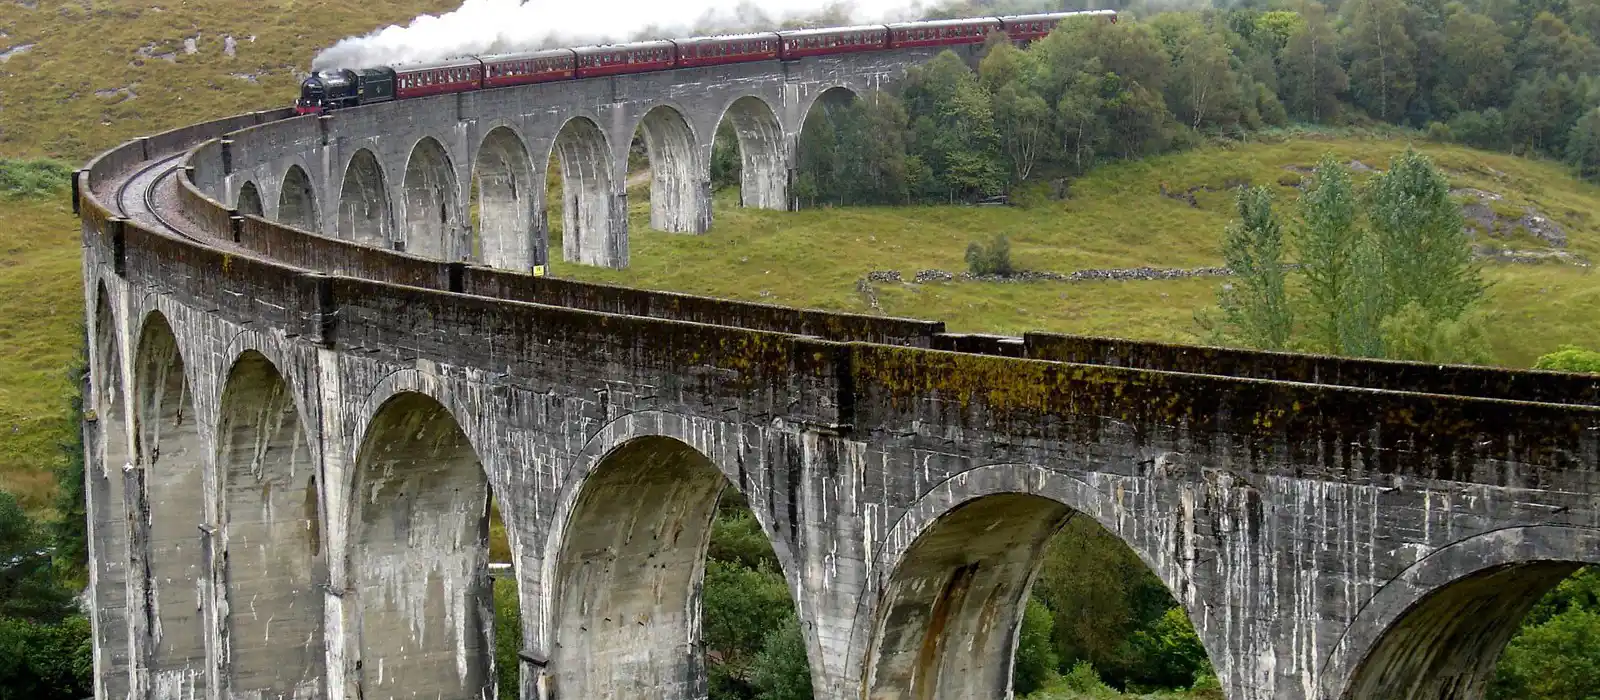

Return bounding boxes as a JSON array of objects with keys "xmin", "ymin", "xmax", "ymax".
[
  {"xmin": 748, "ymin": 617, "xmax": 813, "ymax": 700},
  {"xmin": 1161, "ymin": 18, "xmax": 1247, "ymax": 129},
  {"xmin": 704, "ymin": 559, "xmax": 796, "ymax": 696},
  {"xmin": 1216, "ymin": 186, "xmax": 1293, "ymax": 350},
  {"xmin": 1366, "ymin": 149, "xmax": 1484, "ymax": 320},
  {"xmin": 903, "ymin": 52, "xmax": 1005, "ymax": 200},
  {"xmin": 1013, "ymin": 598, "xmax": 1060, "ymax": 695},
  {"xmin": 1568, "ymin": 108, "xmax": 1600, "ymax": 181},
  {"xmin": 1534, "ymin": 345, "xmax": 1600, "ymax": 372},
  {"xmin": 1437, "ymin": 8, "xmax": 1511, "ymax": 113},
  {"xmin": 1126, "ymin": 607, "xmax": 1215, "ymax": 690},
  {"xmin": 1343, "ymin": 0, "xmax": 1419, "ymax": 122},
  {"xmin": 1516, "ymin": 11, "xmax": 1600, "ymax": 79},
  {"xmin": 1295, "ymin": 155, "xmax": 1362, "ymax": 353},
  {"xmin": 992, "ymin": 84, "xmax": 1053, "ymax": 182},
  {"xmin": 1491, "ymin": 610, "xmax": 1600, "ymax": 700},
  {"xmin": 1279, "ymin": 2, "xmax": 1347, "ymax": 123},
  {"xmin": 0, "ymin": 491, "xmax": 75, "ymax": 624}
]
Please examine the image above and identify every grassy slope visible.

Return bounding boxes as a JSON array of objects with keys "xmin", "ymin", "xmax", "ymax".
[
  {"xmin": 554, "ymin": 131, "xmax": 1600, "ymax": 368},
  {"xmin": 0, "ymin": 0, "xmax": 458, "ymax": 512}
]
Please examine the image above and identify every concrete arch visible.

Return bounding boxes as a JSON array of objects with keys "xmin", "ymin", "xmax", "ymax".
[
  {"xmin": 349, "ymin": 390, "xmax": 493, "ymax": 700},
  {"xmin": 551, "ymin": 116, "xmax": 625, "ymax": 268},
  {"xmin": 235, "ymin": 181, "xmax": 264, "ymax": 217},
  {"xmin": 471, "ymin": 125, "xmax": 538, "ymax": 270},
  {"xmin": 548, "ymin": 433, "xmax": 727, "ymax": 699},
  {"xmin": 715, "ymin": 95, "xmax": 788, "ymax": 210},
  {"xmin": 1324, "ymin": 525, "xmax": 1600, "ymax": 700},
  {"xmin": 90, "ymin": 283, "xmax": 133, "ymax": 700},
  {"xmin": 854, "ymin": 463, "xmax": 1202, "ymax": 700},
  {"xmin": 336, "ymin": 148, "xmax": 393, "ymax": 248},
  {"xmin": 402, "ymin": 136, "xmax": 462, "ymax": 260},
  {"xmin": 215, "ymin": 351, "xmax": 324, "ymax": 699},
  {"xmin": 278, "ymin": 164, "xmax": 318, "ymax": 232},
  {"xmin": 632, "ymin": 104, "xmax": 711, "ymax": 233},
  {"xmin": 797, "ymin": 85, "xmax": 862, "ymax": 132},
  {"xmin": 132, "ymin": 310, "xmax": 208, "ymax": 697}
]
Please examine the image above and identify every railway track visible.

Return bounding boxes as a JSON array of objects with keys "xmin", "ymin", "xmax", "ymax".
[{"xmin": 113, "ymin": 153, "xmax": 202, "ymax": 244}]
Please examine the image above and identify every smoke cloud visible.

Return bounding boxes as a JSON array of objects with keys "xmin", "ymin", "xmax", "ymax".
[{"xmin": 312, "ymin": 0, "xmax": 958, "ymax": 71}]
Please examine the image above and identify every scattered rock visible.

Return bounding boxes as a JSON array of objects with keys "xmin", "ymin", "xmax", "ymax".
[
  {"xmin": 1159, "ymin": 178, "xmax": 1252, "ymax": 208},
  {"xmin": 0, "ymin": 43, "xmax": 34, "ymax": 62},
  {"xmin": 223, "ymin": 35, "xmax": 236, "ymax": 57},
  {"xmin": 866, "ymin": 270, "xmax": 902, "ymax": 283},
  {"xmin": 135, "ymin": 43, "xmax": 177, "ymax": 62},
  {"xmin": 855, "ymin": 278, "xmax": 881, "ymax": 311},
  {"xmin": 183, "ymin": 36, "xmax": 197, "ymax": 55},
  {"xmin": 1453, "ymin": 187, "xmax": 1567, "ymax": 247},
  {"xmin": 15, "ymin": 0, "xmax": 38, "ymax": 9},
  {"xmin": 1474, "ymin": 246, "xmax": 1589, "ymax": 267},
  {"xmin": 914, "ymin": 269, "xmax": 954, "ymax": 283},
  {"xmin": 94, "ymin": 84, "xmax": 137, "ymax": 101},
  {"xmin": 1348, "ymin": 159, "xmax": 1376, "ymax": 173},
  {"xmin": 228, "ymin": 72, "xmax": 259, "ymax": 83}
]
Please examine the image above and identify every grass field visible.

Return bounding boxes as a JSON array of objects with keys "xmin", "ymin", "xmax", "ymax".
[{"xmin": 554, "ymin": 130, "xmax": 1600, "ymax": 368}]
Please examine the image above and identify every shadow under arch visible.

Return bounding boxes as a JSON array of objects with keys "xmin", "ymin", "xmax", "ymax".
[
  {"xmin": 471, "ymin": 125, "xmax": 538, "ymax": 271},
  {"xmin": 89, "ymin": 282, "xmax": 133, "ymax": 700},
  {"xmin": 215, "ymin": 350, "xmax": 325, "ymax": 697},
  {"xmin": 278, "ymin": 164, "xmax": 318, "ymax": 232},
  {"xmin": 546, "ymin": 419, "xmax": 814, "ymax": 700},
  {"xmin": 549, "ymin": 115, "xmax": 623, "ymax": 268},
  {"xmin": 630, "ymin": 103, "xmax": 710, "ymax": 233},
  {"xmin": 131, "ymin": 310, "xmax": 207, "ymax": 697},
  {"xmin": 856, "ymin": 463, "xmax": 1210, "ymax": 699},
  {"xmin": 712, "ymin": 95, "xmax": 787, "ymax": 210},
  {"xmin": 349, "ymin": 391, "xmax": 494, "ymax": 700},
  {"xmin": 336, "ymin": 148, "xmax": 393, "ymax": 248},
  {"xmin": 236, "ymin": 180, "xmax": 264, "ymax": 217},
  {"xmin": 792, "ymin": 85, "xmax": 863, "ymax": 210},
  {"xmin": 403, "ymin": 136, "xmax": 462, "ymax": 260},
  {"xmin": 1325, "ymin": 525, "xmax": 1600, "ymax": 700}
]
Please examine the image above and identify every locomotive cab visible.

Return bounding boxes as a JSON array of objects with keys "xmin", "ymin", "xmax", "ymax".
[{"xmin": 295, "ymin": 69, "xmax": 357, "ymax": 115}]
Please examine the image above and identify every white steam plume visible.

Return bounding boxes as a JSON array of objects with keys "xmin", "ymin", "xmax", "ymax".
[{"xmin": 311, "ymin": 0, "xmax": 950, "ymax": 71}]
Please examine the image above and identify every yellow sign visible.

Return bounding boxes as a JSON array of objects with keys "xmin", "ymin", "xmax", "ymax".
[{"xmin": 533, "ymin": 265, "xmax": 546, "ymax": 277}]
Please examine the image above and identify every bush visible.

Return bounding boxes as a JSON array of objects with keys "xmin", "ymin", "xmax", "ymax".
[
  {"xmin": 1425, "ymin": 121, "xmax": 1453, "ymax": 142},
  {"xmin": 965, "ymin": 233, "xmax": 1014, "ymax": 276},
  {"xmin": 1013, "ymin": 598, "xmax": 1060, "ymax": 695},
  {"xmin": 0, "ymin": 615, "xmax": 93, "ymax": 700},
  {"xmin": 493, "ymin": 576, "xmax": 521, "ymax": 700},
  {"xmin": 1535, "ymin": 345, "xmax": 1600, "ymax": 373},
  {"xmin": 0, "ymin": 159, "xmax": 72, "ymax": 199},
  {"xmin": 1448, "ymin": 109, "xmax": 1508, "ymax": 151},
  {"xmin": 1277, "ymin": 172, "xmax": 1303, "ymax": 187}
]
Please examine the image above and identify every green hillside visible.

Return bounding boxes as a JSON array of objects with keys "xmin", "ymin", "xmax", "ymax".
[
  {"xmin": 560, "ymin": 130, "xmax": 1600, "ymax": 368},
  {"xmin": 0, "ymin": 0, "xmax": 458, "ymax": 511}
]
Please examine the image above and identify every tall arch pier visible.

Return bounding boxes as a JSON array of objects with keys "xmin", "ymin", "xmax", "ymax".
[{"xmin": 76, "ymin": 49, "xmax": 1600, "ymax": 700}]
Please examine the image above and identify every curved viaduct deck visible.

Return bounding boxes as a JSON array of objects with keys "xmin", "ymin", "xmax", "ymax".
[{"xmin": 76, "ymin": 55, "xmax": 1600, "ymax": 700}]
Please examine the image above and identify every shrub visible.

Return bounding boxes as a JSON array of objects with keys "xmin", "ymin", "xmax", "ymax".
[
  {"xmin": 1534, "ymin": 345, "xmax": 1600, "ymax": 373},
  {"xmin": 0, "ymin": 159, "xmax": 73, "ymax": 199},
  {"xmin": 0, "ymin": 615, "xmax": 93, "ymax": 700},
  {"xmin": 965, "ymin": 233, "xmax": 1014, "ymax": 276},
  {"xmin": 1426, "ymin": 121, "xmax": 1453, "ymax": 142},
  {"xmin": 1277, "ymin": 172, "xmax": 1303, "ymax": 187}
]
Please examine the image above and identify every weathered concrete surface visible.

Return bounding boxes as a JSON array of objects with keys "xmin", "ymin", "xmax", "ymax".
[{"xmin": 80, "ymin": 81, "xmax": 1600, "ymax": 700}]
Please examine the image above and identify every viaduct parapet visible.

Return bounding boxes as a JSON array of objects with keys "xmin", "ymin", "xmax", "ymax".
[{"xmin": 75, "ymin": 47, "xmax": 1600, "ymax": 700}]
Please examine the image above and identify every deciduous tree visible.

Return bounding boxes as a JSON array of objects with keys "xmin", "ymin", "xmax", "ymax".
[{"xmin": 1216, "ymin": 186, "xmax": 1294, "ymax": 350}]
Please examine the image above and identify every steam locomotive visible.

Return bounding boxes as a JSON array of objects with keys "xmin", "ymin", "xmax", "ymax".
[{"xmin": 295, "ymin": 10, "xmax": 1117, "ymax": 115}]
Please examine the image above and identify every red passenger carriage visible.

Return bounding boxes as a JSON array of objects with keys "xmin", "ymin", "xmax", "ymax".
[
  {"xmin": 394, "ymin": 57, "xmax": 484, "ymax": 99},
  {"xmin": 675, "ymin": 33, "xmax": 782, "ymax": 68},
  {"xmin": 999, "ymin": 10, "xmax": 1117, "ymax": 42},
  {"xmin": 777, "ymin": 25, "xmax": 890, "ymax": 59},
  {"xmin": 887, "ymin": 18, "xmax": 1002, "ymax": 48},
  {"xmin": 483, "ymin": 49, "xmax": 576, "ymax": 88},
  {"xmin": 574, "ymin": 40, "xmax": 677, "ymax": 78}
]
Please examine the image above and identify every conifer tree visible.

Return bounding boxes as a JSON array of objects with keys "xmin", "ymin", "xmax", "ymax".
[{"xmin": 1218, "ymin": 186, "xmax": 1293, "ymax": 350}]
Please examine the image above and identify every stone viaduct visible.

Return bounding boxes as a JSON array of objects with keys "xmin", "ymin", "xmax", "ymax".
[{"xmin": 75, "ymin": 42, "xmax": 1600, "ymax": 700}]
